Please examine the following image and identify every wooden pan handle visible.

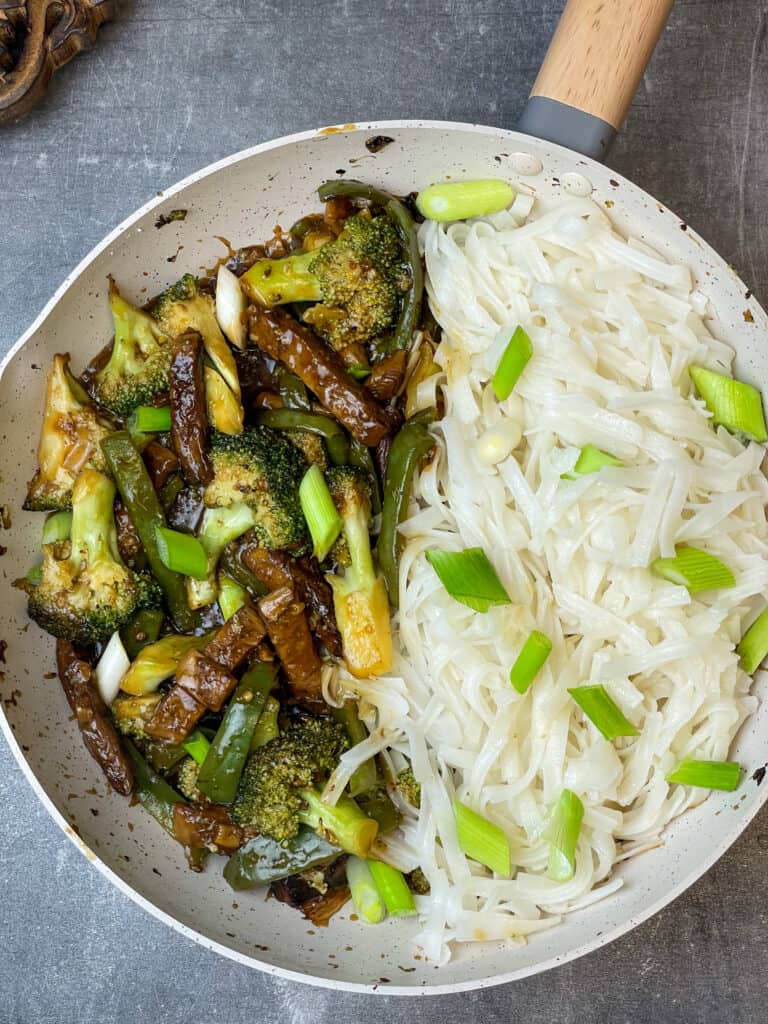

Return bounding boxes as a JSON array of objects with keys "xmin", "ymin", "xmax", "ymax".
[{"xmin": 532, "ymin": 0, "xmax": 675, "ymax": 129}]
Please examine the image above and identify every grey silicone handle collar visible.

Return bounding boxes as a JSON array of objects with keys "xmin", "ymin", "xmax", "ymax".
[{"xmin": 518, "ymin": 97, "xmax": 616, "ymax": 162}]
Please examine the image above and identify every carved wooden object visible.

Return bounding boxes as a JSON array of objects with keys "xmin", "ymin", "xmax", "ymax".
[{"xmin": 0, "ymin": 0, "xmax": 116, "ymax": 125}]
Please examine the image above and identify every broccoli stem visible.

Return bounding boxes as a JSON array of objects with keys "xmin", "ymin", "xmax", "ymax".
[
  {"xmin": 298, "ymin": 789, "xmax": 378, "ymax": 859},
  {"xmin": 242, "ymin": 248, "xmax": 321, "ymax": 306},
  {"xmin": 188, "ymin": 503, "xmax": 257, "ymax": 609},
  {"xmin": 69, "ymin": 469, "xmax": 118, "ymax": 566},
  {"xmin": 317, "ymin": 179, "xmax": 423, "ymax": 352},
  {"xmin": 344, "ymin": 503, "xmax": 376, "ymax": 591}
]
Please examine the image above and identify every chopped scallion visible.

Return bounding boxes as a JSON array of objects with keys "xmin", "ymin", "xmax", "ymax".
[
  {"xmin": 367, "ymin": 860, "xmax": 417, "ymax": 917},
  {"xmin": 416, "ymin": 179, "xmax": 515, "ymax": 222},
  {"xmin": 299, "ymin": 464, "xmax": 343, "ymax": 562},
  {"xmin": 666, "ymin": 759, "xmax": 740, "ymax": 792},
  {"xmin": 132, "ymin": 405, "xmax": 172, "ymax": 434},
  {"xmin": 492, "ymin": 326, "xmax": 533, "ymax": 400},
  {"xmin": 453, "ymin": 799, "xmax": 511, "ymax": 876},
  {"xmin": 737, "ymin": 606, "xmax": 768, "ymax": 674},
  {"xmin": 509, "ymin": 630, "xmax": 552, "ymax": 694},
  {"xmin": 689, "ymin": 365, "xmax": 768, "ymax": 442},
  {"xmin": 651, "ymin": 545, "xmax": 735, "ymax": 593},
  {"xmin": 42, "ymin": 510, "xmax": 72, "ymax": 545},
  {"xmin": 218, "ymin": 573, "xmax": 247, "ymax": 621},
  {"xmin": 182, "ymin": 729, "xmax": 212, "ymax": 766},
  {"xmin": 346, "ymin": 857, "xmax": 386, "ymax": 923},
  {"xmin": 568, "ymin": 684, "xmax": 639, "ymax": 741},
  {"xmin": 563, "ymin": 444, "xmax": 623, "ymax": 479},
  {"xmin": 348, "ymin": 364, "xmax": 371, "ymax": 381},
  {"xmin": 544, "ymin": 788, "xmax": 584, "ymax": 882},
  {"xmin": 154, "ymin": 526, "xmax": 209, "ymax": 580},
  {"xmin": 425, "ymin": 547, "xmax": 511, "ymax": 613}
]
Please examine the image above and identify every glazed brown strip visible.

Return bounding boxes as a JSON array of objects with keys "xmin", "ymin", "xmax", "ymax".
[
  {"xmin": 56, "ymin": 640, "xmax": 134, "ymax": 795},
  {"xmin": 258, "ymin": 586, "xmax": 322, "ymax": 700},
  {"xmin": 249, "ymin": 306, "xmax": 390, "ymax": 446},
  {"xmin": 169, "ymin": 330, "xmax": 213, "ymax": 485}
]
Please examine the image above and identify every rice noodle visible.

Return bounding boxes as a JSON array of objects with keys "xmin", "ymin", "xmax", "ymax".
[{"xmin": 363, "ymin": 195, "xmax": 768, "ymax": 961}]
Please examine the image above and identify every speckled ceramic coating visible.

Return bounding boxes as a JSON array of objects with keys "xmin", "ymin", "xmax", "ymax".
[{"xmin": 1, "ymin": 121, "xmax": 766, "ymax": 995}]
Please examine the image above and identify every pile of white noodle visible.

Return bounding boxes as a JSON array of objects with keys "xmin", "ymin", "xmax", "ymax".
[{"xmin": 324, "ymin": 193, "xmax": 768, "ymax": 962}]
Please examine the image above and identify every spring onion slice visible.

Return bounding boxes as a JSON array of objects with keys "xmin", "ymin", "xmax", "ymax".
[
  {"xmin": 563, "ymin": 444, "xmax": 623, "ymax": 479},
  {"xmin": 348, "ymin": 364, "xmax": 371, "ymax": 381},
  {"xmin": 367, "ymin": 860, "xmax": 417, "ymax": 917},
  {"xmin": 651, "ymin": 545, "xmax": 735, "ymax": 593},
  {"xmin": 132, "ymin": 405, "xmax": 172, "ymax": 433},
  {"xmin": 425, "ymin": 547, "xmax": 511, "ymax": 613},
  {"xmin": 218, "ymin": 573, "xmax": 247, "ymax": 621},
  {"xmin": 544, "ymin": 789, "xmax": 584, "ymax": 882},
  {"xmin": 299, "ymin": 464, "xmax": 343, "ymax": 562},
  {"xmin": 510, "ymin": 630, "xmax": 552, "ymax": 694},
  {"xmin": 155, "ymin": 526, "xmax": 209, "ymax": 580},
  {"xmin": 737, "ymin": 606, "xmax": 768, "ymax": 674},
  {"xmin": 42, "ymin": 510, "xmax": 72, "ymax": 545},
  {"xmin": 568, "ymin": 684, "xmax": 640, "ymax": 740},
  {"xmin": 94, "ymin": 631, "xmax": 130, "ymax": 705},
  {"xmin": 453, "ymin": 799, "xmax": 511, "ymax": 876},
  {"xmin": 492, "ymin": 326, "xmax": 533, "ymax": 400},
  {"xmin": 416, "ymin": 179, "xmax": 515, "ymax": 222},
  {"xmin": 182, "ymin": 729, "xmax": 212, "ymax": 766},
  {"xmin": 689, "ymin": 365, "xmax": 768, "ymax": 442},
  {"xmin": 346, "ymin": 857, "xmax": 387, "ymax": 923},
  {"xmin": 666, "ymin": 759, "xmax": 740, "ymax": 792}
]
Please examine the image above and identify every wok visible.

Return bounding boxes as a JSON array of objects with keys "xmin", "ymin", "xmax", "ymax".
[{"xmin": 2, "ymin": 0, "xmax": 766, "ymax": 994}]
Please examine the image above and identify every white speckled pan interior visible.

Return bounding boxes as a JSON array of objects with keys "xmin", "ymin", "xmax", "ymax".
[{"xmin": 2, "ymin": 121, "xmax": 767, "ymax": 995}]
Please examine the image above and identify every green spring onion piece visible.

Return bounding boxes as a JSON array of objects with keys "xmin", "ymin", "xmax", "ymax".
[
  {"xmin": 299, "ymin": 464, "xmax": 343, "ymax": 561},
  {"xmin": 426, "ymin": 548, "xmax": 511, "ymax": 613},
  {"xmin": 154, "ymin": 526, "xmax": 209, "ymax": 580},
  {"xmin": 182, "ymin": 729, "xmax": 212, "ymax": 766},
  {"xmin": 651, "ymin": 545, "xmax": 735, "ymax": 593},
  {"xmin": 218, "ymin": 573, "xmax": 247, "ymax": 621},
  {"xmin": 666, "ymin": 759, "xmax": 741, "ymax": 791},
  {"xmin": 563, "ymin": 444, "xmax": 623, "ymax": 479},
  {"xmin": 132, "ymin": 405, "xmax": 172, "ymax": 434},
  {"xmin": 689, "ymin": 365, "xmax": 768, "ymax": 442},
  {"xmin": 348, "ymin": 364, "xmax": 371, "ymax": 381},
  {"xmin": 568, "ymin": 684, "xmax": 640, "ymax": 740},
  {"xmin": 453, "ymin": 799, "xmax": 511, "ymax": 876},
  {"xmin": 346, "ymin": 857, "xmax": 387, "ymax": 924},
  {"xmin": 416, "ymin": 179, "xmax": 515, "ymax": 222},
  {"xmin": 509, "ymin": 630, "xmax": 553, "ymax": 694},
  {"xmin": 737, "ymin": 606, "xmax": 768, "ymax": 674},
  {"xmin": 367, "ymin": 860, "xmax": 417, "ymax": 917},
  {"xmin": 41, "ymin": 510, "xmax": 72, "ymax": 545},
  {"xmin": 544, "ymin": 789, "xmax": 584, "ymax": 882},
  {"xmin": 492, "ymin": 326, "xmax": 533, "ymax": 400}
]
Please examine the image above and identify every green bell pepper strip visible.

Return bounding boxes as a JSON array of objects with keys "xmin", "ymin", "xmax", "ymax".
[
  {"xmin": 223, "ymin": 828, "xmax": 341, "ymax": 890},
  {"xmin": 332, "ymin": 701, "xmax": 378, "ymax": 797},
  {"xmin": 317, "ymin": 180, "xmax": 423, "ymax": 353},
  {"xmin": 124, "ymin": 739, "xmax": 183, "ymax": 835},
  {"xmin": 196, "ymin": 662, "xmax": 278, "ymax": 803},
  {"xmin": 218, "ymin": 543, "xmax": 269, "ymax": 598},
  {"xmin": 348, "ymin": 438, "xmax": 382, "ymax": 514},
  {"xmin": 120, "ymin": 608, "xmax": 164, "ymax": 660},
  {"xmin": 357, "ymin": 792, "xmax": 401, "ymax": 834},
  {"xmin": 376, "ymin": 419, "xmax": 435, "ymax": 607},
  {"xmin": 101, "ymin": 431, "xmax": 197, "ymax": 632},
  {"xmin": 255, "ymin": 409, "xmax": 349, "ymax": 466},
  {"xmin": 250, "ymin": 696, "xmax": 280, "ymax": 749},
  {"xmin": 277, "ymin": 367, "xmax": 312, "ymax": 411},
  {"xmin": 159, "ymin": 473, "xmax": 185, "ymax": 513}
]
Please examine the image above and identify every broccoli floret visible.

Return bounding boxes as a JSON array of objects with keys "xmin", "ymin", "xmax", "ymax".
[
  {"xmin": 26, "ymin": 468, "xmax": 158, "ymax": 646},
  {"xmin": 204, "ymin": 427, "xmax": 308, "ymax": 550},
  {"xmin": 242, "ymin": 213, "xmax": 406, "ymax": 349},
  {"xmin": 24, "ymin": 354, "xmax": 114, "ymax": 511},
  {"xmin": 286, "ymin": 429, "xmax": 328, "ymax": 469},
  {"xmin": 325, "ymin": 466, "xmax": 393, "ymax": 678},
  {"xmin": 152, "ymin": 274, "xmax": 242, "ymax": 405},
  {"xmin": 176, "ymin": 756, "xmax": 203, "ymax": 801},
  {"xmin": 111, "ymin": 693, "xmax": 162, "ymax": 740},
  {"xmin": 396, "ymin": 766, "xmax": 421, "ymax": 808},
  {"xmin": 231, "ymin": 716, "xmax": 377, "ymax": 857},
  {"xmin": 92, "ymin": 279, "xmax": 173, "ymax": 418}
]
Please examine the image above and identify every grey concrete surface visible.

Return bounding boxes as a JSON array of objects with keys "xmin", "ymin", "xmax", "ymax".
[{"xmin": 1, "ymin": 1, "xmax": 767, "ymax": 1021}]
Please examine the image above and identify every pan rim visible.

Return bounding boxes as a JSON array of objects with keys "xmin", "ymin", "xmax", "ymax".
[{"xmin": 2, "ymin": 117, "xmax": 766, "ymax": 996}]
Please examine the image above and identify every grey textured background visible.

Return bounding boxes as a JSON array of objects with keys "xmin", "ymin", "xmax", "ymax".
[{"xmin": 1, "ymin": 1, "xmax": 767, "ymax": 1021}]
